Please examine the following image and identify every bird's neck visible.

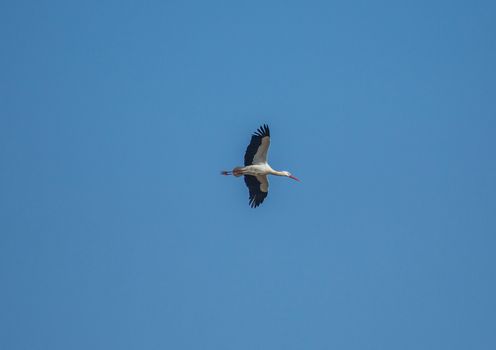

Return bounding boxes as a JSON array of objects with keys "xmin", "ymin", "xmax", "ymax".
[{"xmin": 270, "ymin": 169, "xmax": 287, "ymax": 177}]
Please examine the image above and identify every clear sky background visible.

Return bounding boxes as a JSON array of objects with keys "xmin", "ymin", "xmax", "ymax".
[{"xmin": 1, "ymin": 1, "xmax": 495, "ymax": 349}]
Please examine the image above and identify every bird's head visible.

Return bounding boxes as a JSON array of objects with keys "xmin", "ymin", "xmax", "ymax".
[{"xmin": 283, "ymin": 171, "xmax": 300, "ymax": 182}]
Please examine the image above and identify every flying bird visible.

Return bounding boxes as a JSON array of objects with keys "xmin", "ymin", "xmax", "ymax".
[{"xmin": 221, "ymin": 124, "xmax": 300, "ymax": 208}]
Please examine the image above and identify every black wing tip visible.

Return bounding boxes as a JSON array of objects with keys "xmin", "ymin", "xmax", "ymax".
[
  {"xmin": 249, "ymin": 196, "xmax": 265, "ymax": 208},
  {"xmin": 248, "ymin": 190, "xmax": 267, "ymax": 207},
  {"xmin": 253, "ymin": 123, "xmax": 270, "ymax": 138}
]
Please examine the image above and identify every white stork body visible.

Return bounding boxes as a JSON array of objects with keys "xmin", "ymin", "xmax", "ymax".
[
  {"xmin": 222, "ymin": 124, "xmax": 299, "ymax": 208},
  {"xmin": 232, "ymin": 163, "xmax": 289, "ymax": 177}
]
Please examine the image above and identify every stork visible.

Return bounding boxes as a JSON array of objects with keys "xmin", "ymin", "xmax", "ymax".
[{"xmin": 221, "ymin": 124, "xmax": 300, "ymax": 208}]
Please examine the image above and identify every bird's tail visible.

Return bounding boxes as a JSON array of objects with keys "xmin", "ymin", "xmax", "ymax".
[
  {"xmin": 232, "ymin": 167, "xmax": 244, "ymax": 177},
  {"xmin": 221, "ymin": 167, "xmax": 243, "ymax": 177}
]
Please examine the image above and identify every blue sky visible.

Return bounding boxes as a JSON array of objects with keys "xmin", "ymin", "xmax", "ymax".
[{"xmin": 1, "ymin": 1, "xmax": 495, "ymax": 349}]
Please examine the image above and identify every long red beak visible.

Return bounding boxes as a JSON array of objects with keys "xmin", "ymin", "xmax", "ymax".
[{"xmin": 289, "ymin": 175, "xmax": 301, "ymax": 182}]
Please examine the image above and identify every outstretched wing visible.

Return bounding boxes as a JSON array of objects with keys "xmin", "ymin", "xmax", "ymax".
[
  {"xmin": 244, "ymin": 175, "xmax": 269, "ymax": 208},
  {"xmin": 244, "ymin": 124, "xmax": 270, "ymax": 166}
]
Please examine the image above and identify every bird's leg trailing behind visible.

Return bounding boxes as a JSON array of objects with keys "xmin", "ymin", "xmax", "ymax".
[{"xmin": 220, "ymin": 167, "xmax": 244, "ymax": 177}]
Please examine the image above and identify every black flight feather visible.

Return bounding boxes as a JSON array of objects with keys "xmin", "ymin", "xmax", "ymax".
[
  {"xmin": 244, "ymin": 175, "xmax": 268, "ymax": 208},
  {"xmin": 244, "ymin": 124, "xmax": 270, "ymax": 166}
]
